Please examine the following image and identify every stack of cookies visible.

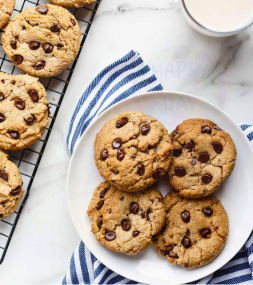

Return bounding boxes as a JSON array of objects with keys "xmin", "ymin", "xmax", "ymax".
[{"xmin": 87, "ymin": 111, "xmax": 236, "ymax": 269}]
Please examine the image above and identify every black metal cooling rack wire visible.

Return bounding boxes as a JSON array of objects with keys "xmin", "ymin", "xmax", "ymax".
[{"xmin": 0, "ymin": 0, "xmax": 101, "ymax": 264}]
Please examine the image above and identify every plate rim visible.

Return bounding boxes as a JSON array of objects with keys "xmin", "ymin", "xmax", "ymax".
[{"xmin": 67, "ymin": 90, "xmax": 253, "ymax": 284}]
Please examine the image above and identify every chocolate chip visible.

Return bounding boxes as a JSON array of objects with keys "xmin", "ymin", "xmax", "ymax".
[
  {"xmin": 140, "ymin": 124, "xmax": 150, "ymax": 135},
  {"xmin": 37, "ymin": 5, "xmax": 48, "ymax": 14},
  {"xmin": 11, "ymin": 38, "xmax": 18, "ymax": 49},
  {"xmin": 57, "ymin": 43, "xmax": 64, "ymax": 48},
  {"xmin": 15, "ymin": 99, "xmax": 25, "ymax": 110},
  {"xmin": 147, "ymin": 208, "xmax": 152, "ymax": 221},
  {"xmin": 186, "ymin": 229, "xmax": 190, "ymax": 237},
  {"xmin": 117, "ymin": 149, "xmax": 125, "ymax": 161},
  {"xmin": 137, "ymin": 163, "xmax": 145, "ymax": 175},
  {"xmin": 202, "ymin": 207, "xmax": 213, "ymax": 217},
  {"xmin": 201, "ymin": 125, "xmax": 212, "ymax": 134},
  {"xmin": 105, "ymin": 231, "xmax": 115, "ymax": 241},
  {"xmin": 116, "ymin": 117, "xmax": 128, "ymax": 128},
  {"xmin": 10, "ymin": 186, "xmax": 21, "ymax": 195},
  {"xmin": 12, "ymin": 55, "xmax": 23, "ymax": 65},
  {"xmin": 8, "ymin": 131, "xmax": 19, "ymax": 140},
  {"xmin": 0, "ymin": 113, "xmax": 5, "ymax": 123},
  {"xmin": 153, "ymin": 168, "xmax": 166, "ymax": 180},
  {"xmin": 43, "ymin": 43, "xmax": 54, "ymax": 54},
  {"xmin": 33, "ymin": 61, "xmax": 45, "ymax": 70},
  {"xmin": 99, "ymin": 188, "xmax": 108, "ymax": 198},
  {"xmin": 200, "ymin": 228, "xmax": 211, "ymax": 238},
  {"xmin": 24, "ymin": 114, "xmax": 35, "ymax": 125},
  {"xmin": 120, "ymin": 196, "xmax": 124, "ymax": 201},
  {"xmin": 184, "ymin": 140, "xmax": 195, "ymax": 151},
  {"xmin": 166, "ymin": 209, "xmax": 170, "ymax": 214},
  {"xmin": 160, "ymin": 250, "xmax": 169, "ymax": 256},
  {"xmin": 174, "ymin": 166, "xmax": 186, "ymax": 177},
  {"xmin": 0, "ymin": 92, "xmax": 4, "ymax": 101},
  {"xmin": 97, "ymin": 215, "xmax": 103, "ymax": 228},
  {"xmin": 130, "ymin": 202, "xmax": 139, "ymax": 214},
  {"xmin": 181, "ymin": 210, "xmax": 190, "ymax": 223},
  {"xmin": 51, "ymin": 23, "xmax": 60, "ymax": 33},
  {"xmin": 29, "ymin": 41, "xmax": 40, "ymax": 50},
  {"xmin": 141, "ymin": 212, "xmax": 145, "ymax": 218},
  {"xmin": 28, "ymin": 89, "xmax": 39, "ymax": 102},
  {"xmin": 71, "ymin": 19, "xmax": 76, "ymax": 26},
  {"xmin": 173, "ymin": 148, "xmax": 182, "ymax": 157},
  {"xmin": 121, "ymin": 219, "xmax": 131, "ymax": 231},
  {"xmin": 198, "ymin": 152, "xmax": 209, "ymax": 163},
  {"xmin": 0, "ymin": 170, "xmax": 8, "ymax": 181},
  {"xmin": 96, "ymin": 200, "xmax": 104, "ymax": 210},
  {"xmin": 168, "ymin": 250, "xmax": 179, "ymax": 259},
  {"xmin": 132, "ymin": 231, "xmax": 140, "ymax": 237},
  {"xmin": 192, "ymin": 157, "xmax": 197, "ymax": 165},
  {"xmin": 201, "ymin": 174, "xmax": 213, "ymax": 184},
  {"xmin": 213, "ymin": 142, "xmax": 223, "ymax": 154},
  {"xmin": 182, "ymin": 236, "xmax": 191, "ymax": 248},
  {"xmin": 112, "ymin": 138, "xmax": 122, "ymax": 149},
  {"xmin": 100, "ymin": 149, "xmax": 109, "ymax": 160}
]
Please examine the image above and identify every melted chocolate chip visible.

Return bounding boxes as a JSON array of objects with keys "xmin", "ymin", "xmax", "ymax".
[
  {"xmin": 201, "ymin": 125, "xmax": 212, "ymax": 134},
  {"xmin": 213, "ymin": 142, "xmax": 223, "ymax": 154},
  {"xmin": 33, "ymin": 61, "xmax": 45, "ymax": 70},
  {"xmin": 174, "ymin": 166, "xmax": 186, "ymax": 177},
  {"xmin": 0, "ymin": 170, "xmax": 8, "ymax": 181},
  {"xmin": 184, "ymin": 140, "xmax": 195, "ymax": 151},
  {"xmin": 173, "ymin": 148, "xmax": 182, "ymax": 157},
  {"xmin": 140, "ymin": 124, "xmax": 150, "ymax": 135},
  {"xmin": 192, "ymin": 157, "xmax": 197, "ymax": 165},
  {"xmin": 105, "ymin": 231, "xmax": 115, "ymax": 241},
  {"xmin": 51, "ymin": 23, "xmax": 60, "ymax": 33},
  {"xmin": 182, "ymin": 236, "xmax": 191, "ymax": 248},
  {"xmin": 29, "ymin": 41, "xmax": 40, "ymax": 50},
  {"xmin": 57, "ymin": 43, "xmax": 64, "ymax": 48},
  {"xmin": 121, "ymin": 219, "xmax": 131, "ymax": 231},
  {"xmin": 37, "ymin": 5, "xmax": 48, "ymax": 14},
  {"xmin": 200, "ymin": 228, "xmax": 211, "ymax": 238},
  {"xmin": 147, "ymin": 208, "xmax": 152, "ymax": 221},
  {"xmin": 132, "ymin": 231, "xmax": 140, "ymax": 237},
  {"xmin": 15, "ymin": 99, "xmax": 25, "ymax": 110},
  {"xmin": 141, "ymin": 212, "xmax": 145, "ymax": 218},
  {"xmin": 168, "ymin": 250, "xmax": 179, "ymax": 259},
  {"xmin": 137, "ymin": 163, "xmax": 145, "ymax": 175},
  {"xmin": 116, "ymin": 117, "xmax": 128, "ymax": 128},
  {"xmin": 43, "ymin": 43, "xmax": 54, "ymax": 54},
  {"xmin": 97, "ymin": 215, "xmax": 103, "ymax": 228},
  {"xmin": 130, "ymin": 202, "xmax": 139, "ymax": 214},
  {"xmin": 0, "ymin": 92, "xmax": 4, "ymax": 101},
  {"xmin": 11, "ymin": 38, "xmax": 18, "ymax": 49},
  {"xmin": 202, "ymin": 207, "xmax": 213, "ymax": 217},
  {"xmin": 10, "ymin": 186, "xmax": 21, "ymax": 195},
  {"xmin": 71, "ymin": 19, "xmax": 76, "ymax": 26},
  {"xmin": 0, "ymin": 113, "xmax": 5, "ymax": 123},
  {"xmin": 181, "ymin": 210, "xmax": 190, "ymax": 223},
  {"xmin": 160, "ymin": 250, "xmax": 169, "ymax": 256},
  {"xmin": 99, "ymin": 188, "xmax": 108, "ymax": 198},
  {"xmin": 24, "ymin": 114, "xmax": 35, "ymax": 125},
  {"xmin": 8, "ymin": 131, "xmax": 19, "ymax": 140},
  {"xmin": 96, "ymin": 200, "xmax": 104, "ymax": 210},
  {"xmin": 198, "ymin": 152, "xmax": 209, "ymax": 163},
  {"xmin": 153, "ymin": 168, "xmax": 166, "ymax": 180},
  {"xmin": 117, "ymin": 149, "xmax": 125, "ymax": 161},
  {"xmin": 100, "ymin": 149, "xmax": 109, "ymax": 160},
  {"xmin": 12, "ymin": 55, "xmax": 23, "ymax": 65},
  {"xmin": 112, "ymin": 138, "xmax": 122, "ymax": 149},
  {"xmin": 201, "ymin": 174, "xmax": 213, "ymax": 184}
]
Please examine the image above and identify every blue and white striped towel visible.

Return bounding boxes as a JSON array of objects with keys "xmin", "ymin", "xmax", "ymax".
[{"xmin": 64, "ymin": 50, "xmax": 253, "ymax": 284}]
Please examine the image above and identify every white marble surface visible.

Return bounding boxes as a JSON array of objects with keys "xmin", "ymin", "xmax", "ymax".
[{"xmin": 1, "ymin": 0, "xmax": 253, "ymax": 283}]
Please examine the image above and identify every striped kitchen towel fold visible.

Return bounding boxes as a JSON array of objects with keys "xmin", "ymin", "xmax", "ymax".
[{"xmin": 64, "ymin": 50, "xmax": 253, "ymax": 284}]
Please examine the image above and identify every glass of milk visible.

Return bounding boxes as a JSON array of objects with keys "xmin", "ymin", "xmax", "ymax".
[{"xmin": 181, "ymin": 0, "xmax": 253, "ymax": 37}]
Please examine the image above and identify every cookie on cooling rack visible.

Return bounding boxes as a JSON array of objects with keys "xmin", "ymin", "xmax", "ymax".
[
  {"xmin": 152, "ymin": 192, "xmax": 229, "ymax": 268},
  {"xmin": 50, "ymin": 0, "xmax": 96, "ymax": 8},
  {"xmin": 95, "ymin": 111, "xmax": 173, "ymax": 192},
  {"xmin": 87, "ymin": 181, "xmax": 166, "ymax": 255},
  {"xmin": 0, "ymin": 72, "xmax": 49, "ymax": 151},
  {"xmin": 168, "ymin": 119, "xmax": 236, "ymax": 198},
  {"xmin": 0, "ymin": 150, "xmax": 24, "ymax": 221},
  {"xmin": 2, "ymin": 4, "xmax": 81, "ymax": 77},
  {"xmin": 0, "ymin": 0, "xmax": 15, "ymax": 29}
]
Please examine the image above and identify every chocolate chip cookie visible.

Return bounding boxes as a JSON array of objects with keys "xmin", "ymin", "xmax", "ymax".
[
  {"xmin": 0, "ymin": 150, "xmax": 24, "ymax": 221},
  {"xmin": 95, "ymin": 112, "xmax": 173, "ymax": 192},
  {"xmin": 50, "ymin": 0, "xmax": 96, "ymax": 8},
  {"xmin": 2, "ymin": 4, "xmax": 81, "ymax": 77},
  {"xmin": 0, "ymin": 72, "xmax": 49, "ymax": 150},
  {"xmin": 168, "ymin": 119, "xmax": 236, "ymax": 198},
  {"xmin": 87, "ymin": 181, "xmax": 166, "ymax": 255},
  {"xmin": 153, "ymin": 192, "xmax": 229, "ymax": 268},
  {"xmin": 0, "ymin": 0, "xmax": 15, "ymax": 29}
]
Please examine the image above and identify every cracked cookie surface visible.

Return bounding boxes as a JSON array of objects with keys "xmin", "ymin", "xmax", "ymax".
[
  {"xmin": 95, "ymin": 112, "xmax": 173, "ymax": 192},
  {"xmin": 168, "ymin": 118, "xmax": 236, "ymax": 198},
  {"xmin": 0, "ymin": 150, "xmax": 24, "ymax": 220},
  {"xmin": 2, "ymin": 4, "xmax": 81, "ymax": 77},
  {"xmin": 87, "ymin": 181, "xmax": 166, "ymax": 255},
  {"xmin": 152, "ymin": 192, "xmax": 229, "ymax": 268},
  {"xmin": 50, "ymin": 0, "xmax": 96, "ymax": 8},
  {"xmin": 0, "ymin": 72, "xmax": 49, "ymax": 150},
  {"xmin": 0, "ymin": 0, "xmax": 15, "ymax": 29}
]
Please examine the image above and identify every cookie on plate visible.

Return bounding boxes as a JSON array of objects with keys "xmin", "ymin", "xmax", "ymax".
[
  {"xmin": 153, "ymin": 192, "xmax": 229, "ymax": 268},
  {"xmin": 87, "ymin": 181, "xmax": 166, "ymax": 255},
  {"xmin": 50, "ymin": 0, "xmax": 96, "ymax": 8},
  {"xmin": 0, "ymin": 72, "xmax": 49, "ymax": 150},
  {"xmin": 95, "ymin": 112, "xmax": 173, "ymax": 192},
  {"xmin": 0, "ymin": 150, "xmax": 24, "ymax": 220},
  {"xmin": 2, "ymin": 4, "xmax": 81, "ymax": 77},
  {"xmin": 0, "ymin": 0, "xmax": 15, "ymax": 29},
  {"xmin": 168, "ymin": 119, "xmax": 236, "ymax": 198}
]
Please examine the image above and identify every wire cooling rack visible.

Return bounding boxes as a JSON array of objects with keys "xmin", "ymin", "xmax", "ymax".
[{"xmin": 0, "ymin": 0, "xmax": 101, "ymax": 264}]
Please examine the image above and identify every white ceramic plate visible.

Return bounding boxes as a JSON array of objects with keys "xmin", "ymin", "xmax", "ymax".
[{"xmin": 67, "ymin": 91, "xmax": 253, "ymax": 284}]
